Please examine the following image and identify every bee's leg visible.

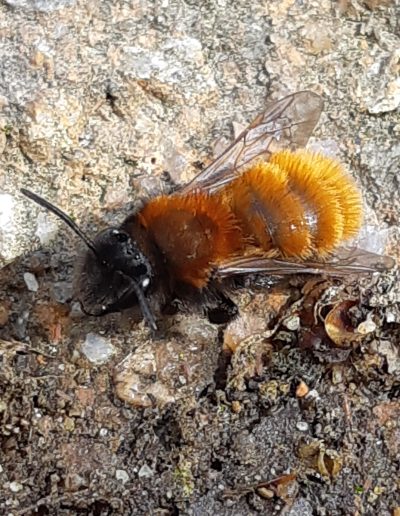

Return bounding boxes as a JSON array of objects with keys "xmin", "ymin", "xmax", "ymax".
[{"xmin": 207, "ymin": 291, "xmax": 238, "ymax": 324}]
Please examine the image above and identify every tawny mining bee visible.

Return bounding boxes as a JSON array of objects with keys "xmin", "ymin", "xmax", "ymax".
[{"xmin": 21, "ymin": 91, "xmax": 394, "ymax": 331}]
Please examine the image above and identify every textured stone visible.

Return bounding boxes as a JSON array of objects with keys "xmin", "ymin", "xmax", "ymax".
[{"xmin": 81, "ymin": 333, "xmax": 115, "ymax": 365}]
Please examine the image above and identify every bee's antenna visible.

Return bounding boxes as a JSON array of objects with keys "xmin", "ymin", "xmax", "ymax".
[
  {"xmin": 20, "ymin": 188, "xmax": 99, "ymax": 258},
  {"xmin": 127, "ymin": 278, "xmax": 158, "ymax": 332}
]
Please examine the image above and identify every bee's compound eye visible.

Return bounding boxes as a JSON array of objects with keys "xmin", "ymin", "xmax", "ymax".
[{"xmin": 142, "ymin": 277, "xmax": 150, "ymax": 289}]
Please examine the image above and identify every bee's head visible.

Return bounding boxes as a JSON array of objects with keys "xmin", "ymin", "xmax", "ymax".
[
  {"xmin": 20, "ymin": 189, "xmax": 157, "ymax": 331},
  {"xmin": 76, "ymin": 227, "xmax": 154, "ymax": 318}
]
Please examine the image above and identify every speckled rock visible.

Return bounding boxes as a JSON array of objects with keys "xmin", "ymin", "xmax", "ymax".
[{"xmin": 81, "ymin": 332, "xmax": 115, "ymax": 365}]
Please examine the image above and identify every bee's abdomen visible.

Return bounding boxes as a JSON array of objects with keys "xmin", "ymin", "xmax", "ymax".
[{"xmin": 225, "ymin": 150, "xmax": 363, "ymax": 259}]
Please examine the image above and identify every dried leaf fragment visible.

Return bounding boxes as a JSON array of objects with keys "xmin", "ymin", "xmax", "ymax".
[
  {"xmin": 298, "ymin": 441, "xmax": 342, "ymax": 479},
  {"xmin": 324, "ymin": 300, "xmax": 363, "ymax": 347}
]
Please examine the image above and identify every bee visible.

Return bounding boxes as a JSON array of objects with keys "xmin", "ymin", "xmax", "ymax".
[{"xmin": 21, "ymin": 91, "xmax": 394, "ymax": 332}]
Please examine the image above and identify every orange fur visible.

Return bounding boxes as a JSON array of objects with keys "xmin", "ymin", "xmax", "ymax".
[
  {"xmin": 270, "ymin": 150, "xmax": 345, "ymax": 255},
  {"xmin": 270, "ymin": 150, "xmax": 363, "ymax": 254},
  {"xmin": 138, "ymin": 192, "xmax": 244, "ymax": 288},
  {"xmin": 294, "ymin": 151, "xmax": 363, "ymax": 240},
  {"xmin": 227, "ymin": 162, "xmax": 312, "ymax": 258}
]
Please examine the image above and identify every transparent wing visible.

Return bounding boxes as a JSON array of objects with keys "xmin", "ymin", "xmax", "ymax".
[
  {"xmin": 216, "ymin": 246, "xmax": 395, "ymax": 279},
  {"xmin": 181, "ymin": 90, "xmax": 324, "ymax": 195}
]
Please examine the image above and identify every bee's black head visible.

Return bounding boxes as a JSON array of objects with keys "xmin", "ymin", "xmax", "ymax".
[
  {"xmin": 20, "ymin": 189, "xmax": 157, "ymax": 331},
  {"xmin": 77, "ymin": 227, "xmax": 154, "ymax": 316}
]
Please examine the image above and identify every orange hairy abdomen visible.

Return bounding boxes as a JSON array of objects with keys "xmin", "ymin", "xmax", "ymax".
[
  {"xmin": 138, "ymin": 151, "xmax": 363, "ymax": 288},
  {"xmin": 225, "ymin": 150, "xmax": 363, "ymax": 259},
  {"xmin": 138, "ymin": 192, "xmax": 244, "ymax": 288}
]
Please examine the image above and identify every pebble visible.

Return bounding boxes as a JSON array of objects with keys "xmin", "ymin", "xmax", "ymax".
[
  {"xmin": 64, "ymin": 416, "xmax": 75, "ymax": 432},
  {"xmin": 23, "ymin": 272, "xmax": 39, "ymax": 292},
  {"xmin": 283, "ymin": 315, "xmax": 300, "ymax": 331},
  {"xmin": 386, "ymin": 311, "xmax": 396, "ymax": 323},
  {"xmin": 296, "ymin": 421, "xmax": 309, "ymax": 432},
  {"xmin": 81, "ymin": 333, "xmax": 115, "ymax": 365},
  {"xmin": 115, "ymin": 469, "xmax": 130, "ymax": 484},
  {"xmin": 357, "ymin": 319, "xmax": 377, "ymax": 335},
  {"xmin": 296, "ymin": 380, "xmax": 309, "ymax": 398},
  {"xmin": 9, "ymin": 481, "xmax": 23, "ymax": 493},
  {"xmin": 231, "ymin": 400, "xmax": 242, "ymax": 413},
  {"xmin": 332, "ymin": 366, "xmax": 343, "ymax": 385},
  {"xmin": 306, "ymin": 389, "xmax": 320, "ymax": 401},
  {"xmin": 138, "ymin": 464, "xmax": 153, "ymax": 478}
]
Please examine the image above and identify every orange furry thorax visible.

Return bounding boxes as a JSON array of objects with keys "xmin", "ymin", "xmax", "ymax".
[
  {"xmin": 138, "ymin": 192, "xmax": 243, "ymax": 288},
  {"xmin": 137, "ymin": 150, "xmax": 363, "ymax": 288}
]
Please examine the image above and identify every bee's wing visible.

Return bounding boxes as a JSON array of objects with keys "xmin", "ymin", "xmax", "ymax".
[
  {"xmin": 181, "ymin": 90, "xmax": 324, "ymax": 194},
  {"xmin": 216, "ymin": 247, "xmax": 395, "ymax": 279}
]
